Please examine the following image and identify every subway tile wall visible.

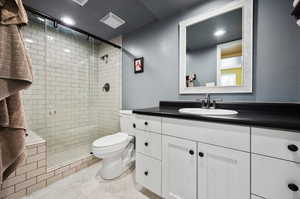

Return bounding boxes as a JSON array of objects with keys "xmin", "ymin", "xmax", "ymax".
[{"xmin": 21, "ymin": 14, "xmax": 122, "ymax": 167}]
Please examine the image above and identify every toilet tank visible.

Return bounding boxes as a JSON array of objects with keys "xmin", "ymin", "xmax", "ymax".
[{"xmin": 120, "ymin": 110, "xmax": 135, "ymax": 136}]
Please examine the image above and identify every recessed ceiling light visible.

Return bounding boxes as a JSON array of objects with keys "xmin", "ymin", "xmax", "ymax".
[
  {"xmin": 100, "ymin": 12, "xmax": 125, "ymax": 29},
  {"xmin": 61, "ymin": 16, "xmax": 76, "ymax": 26},
  {"xmin": 214, "ymin": 29, "xmax": 226, "ymax": 37}
]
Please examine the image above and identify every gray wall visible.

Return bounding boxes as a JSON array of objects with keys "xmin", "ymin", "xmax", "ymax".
[
  {"xmin": 187, "ymin": 47, "xmax": 217, "ymax": 87},
  {"xmin": 122, "ymin": 0, "xmax": 300, "ymax": 109}
]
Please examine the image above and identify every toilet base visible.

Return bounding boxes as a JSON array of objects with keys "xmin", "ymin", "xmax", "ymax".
[{"xmin": 100, "ymin": 155, "xmax": 134, "ymax": 180}]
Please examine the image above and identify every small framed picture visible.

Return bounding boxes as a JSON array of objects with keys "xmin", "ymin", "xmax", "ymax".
[{"xmin": 134, "ymin": 57, "xmax": 144, "ymax": 73}]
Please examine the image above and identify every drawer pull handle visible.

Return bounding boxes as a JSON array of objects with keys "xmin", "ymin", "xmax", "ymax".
[
  {"xmin": 144, "ymin": 142, "xmax": 149, "ymax": 147},
  {"xmin": 288, "ymin": 144, "xmax": 299, "ymax": 152},
  {"xmin": 288, "ymin": 183, "xmax": 299, "ymax": 192},
  {"xmin": 199, "ymin": 152, "xmax": 204, "ymax": 157},
  {"xmin": 144, "ymin": 171, "xmax": 149, "ymax": 176},
  {"xmin": 144, "ymin": 122, "xmax": 148, "ymax": 126},
  {"xmin": 133, "ymin": 123, "xmax": 136, "ymax": 128},
  {"xmin": 189, "ymin": 150, "xmax": 194, "ymax": 155}
]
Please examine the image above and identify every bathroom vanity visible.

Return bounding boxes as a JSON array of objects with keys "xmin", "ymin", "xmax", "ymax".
[
  {"xmin": 133, "ymin": 102, "xmax": 300, "ymax": 199},
  {"xmin": 132, "ymin": 0, "xmax": 300, "ymax": 198}
]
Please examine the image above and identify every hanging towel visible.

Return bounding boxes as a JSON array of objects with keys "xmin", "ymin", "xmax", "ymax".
[{"xmin": 0, "ymin": 0, "xmax": 32, "ymax": 183}]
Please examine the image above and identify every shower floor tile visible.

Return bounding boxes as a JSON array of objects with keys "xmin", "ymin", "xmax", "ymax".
[
  {"xmin": 47, "ymin": 143, "xmax": 92, "ymax": 169},
  {"xmin": 22, "ymin": 162, "xmax": 160, "ymax": 199}
]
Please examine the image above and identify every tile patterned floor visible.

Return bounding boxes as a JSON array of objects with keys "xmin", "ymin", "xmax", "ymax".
[{"xmin": 22, "ymin": 162, "xmax": 161, "ymax": 199}]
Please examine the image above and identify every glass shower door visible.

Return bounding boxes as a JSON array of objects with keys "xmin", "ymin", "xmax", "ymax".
[
  {"xmin": 22, "ymin": 12, "xmax": 122, "ymax": 169},
  {"xmin": 45, "ymin": 21, "xmax": 92, "ymax": 168},
  {"xmin": 22, "ymin": 13, "xmax": 48, "ymax": 147}
]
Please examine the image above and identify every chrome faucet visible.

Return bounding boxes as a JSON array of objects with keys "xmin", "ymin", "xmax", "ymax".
[
  {"xmin": 196, "ymin": 94, "xmax": 222, "ymax": 109},
  {"xmin": 204, "ymin": 94, "xmax": 211, "ymax": 109}
]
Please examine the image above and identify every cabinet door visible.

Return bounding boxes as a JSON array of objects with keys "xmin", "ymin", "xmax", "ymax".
[
  {"xmin": 198, "ymin": 143, "xmax": 250, "ymax": 199},
  {"xmin": 162, "ymin": 136, "xmax": 197, "ymax": 199}
]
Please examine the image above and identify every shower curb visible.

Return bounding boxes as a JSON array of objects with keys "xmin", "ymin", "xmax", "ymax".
[{"xmin": 0, "ymin": 140, "xmax": 99, "ymax": 199}]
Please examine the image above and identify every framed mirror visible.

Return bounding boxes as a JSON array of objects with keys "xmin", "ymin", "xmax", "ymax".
[{"xmin": 179, "ymin": 0, "xmax": 253, "ymax": 94}]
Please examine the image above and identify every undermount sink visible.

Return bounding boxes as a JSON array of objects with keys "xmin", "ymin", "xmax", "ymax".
[{"xmin": 179, "ymin": 108, "xmax": 238, "ymax": 116}]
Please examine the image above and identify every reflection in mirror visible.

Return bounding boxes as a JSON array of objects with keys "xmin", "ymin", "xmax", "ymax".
[{"xmin": 186, "ymin": 8, "xmax": 242, "ymax": 88}]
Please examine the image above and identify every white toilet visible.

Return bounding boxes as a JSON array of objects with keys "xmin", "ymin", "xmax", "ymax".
[{"xmin": 92, "ymin": 110, "xmax": 135, "ymax": 180}]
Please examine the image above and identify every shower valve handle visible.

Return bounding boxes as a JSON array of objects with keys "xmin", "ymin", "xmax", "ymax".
[{"xmin": 144, "ymin": 171, "xmax": 149, "ymax": 176}]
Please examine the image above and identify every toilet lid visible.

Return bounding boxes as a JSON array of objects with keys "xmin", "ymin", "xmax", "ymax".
[{"xmin": 93, "ymin": 132, "xmax": 129, "ymax": 148}]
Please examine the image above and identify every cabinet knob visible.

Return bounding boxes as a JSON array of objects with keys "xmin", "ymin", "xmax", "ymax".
[
  {"xmin": 144, "ymin": 171, "xmax": 149, "ymax": 176},
  {"xmin": 189, "ymin": 150, "xmax": 194, "ymax": 155},
  {"xmin": 144, "ymin": 121, "xmax": 148, "ymax": 126},
  {"xmin": 144, "ymin": 142, "xmax": 149, "ymax": 147},
  {"xmin": 199, "ymin": 152, "xmax": 204, "ymax": 157},
  {"xmin": 288, "ymin": 144, "xmax": 298, "ymax": 152},
  {"xmin": 133, "ymin": 123, "xmax": 136, "ymax": 128},
  {"xmin": 288, "ymin": 183, "xmax": 299, "ymax": 192}
]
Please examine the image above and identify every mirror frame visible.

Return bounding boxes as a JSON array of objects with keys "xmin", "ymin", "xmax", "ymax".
[{"xmin": 179, "ymin": 0, "xmax": 253, "ymax": 94}]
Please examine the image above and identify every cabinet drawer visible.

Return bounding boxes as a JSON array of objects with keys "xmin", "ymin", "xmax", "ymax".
[
  {"xmin": 136, "ymin": 153, "xmax": 162, "ymax": 196},
  {"xmin": 136, "ymin": 130, "xmax": 162, "ymax": 160},
  {"xmin": 252, "ymin": 154, "xmax": 300, "ymax": 199},
  {"xmin": 252, "ymin": 128, "xmax": 300, "ymax": 163},
  {"xmin": 162, "ymin": 118, "xmax": 250, "ymax": 152},
  {"xmin": 135, "ymin": 115, "xmax": 161, "ymax": 133}
]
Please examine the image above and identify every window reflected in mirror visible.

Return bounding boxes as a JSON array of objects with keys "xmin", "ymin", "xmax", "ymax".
[{"xmin": 185, "ymin": 8, "xmax": 243, "ymax": 88}]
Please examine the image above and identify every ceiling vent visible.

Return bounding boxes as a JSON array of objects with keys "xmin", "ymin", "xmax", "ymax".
[
  {"xmin": 100, "ymin": 12, "xmax": 125, "ymax": 29},
  {"xmin": 72, "ymin": 0, "xmax": 88, "ymax": 7}
]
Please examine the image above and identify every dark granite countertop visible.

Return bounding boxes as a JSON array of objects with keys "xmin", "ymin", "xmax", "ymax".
[{"xmin": 133, "ymin": 101, "xmax": 300, "ymax": 132}]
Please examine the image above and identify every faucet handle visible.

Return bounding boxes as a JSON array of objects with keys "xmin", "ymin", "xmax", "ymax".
[{"xmin": 212, "ymin": 98, "xmax": 223, "ymax": 109}]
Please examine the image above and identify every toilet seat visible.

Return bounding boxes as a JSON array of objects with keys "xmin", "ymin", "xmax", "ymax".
[{"xmin": 93, "ymin": 132, "xmax": 129, "ymax": 148}]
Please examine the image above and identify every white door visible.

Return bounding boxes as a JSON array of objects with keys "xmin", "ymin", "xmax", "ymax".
[
  {"xmin": 198, "ymin": 143, "xmax": 250, "ymax": 199},
  {"xmin": 162, "ymin": 135, "xmax": 197, "ymax": 199}
]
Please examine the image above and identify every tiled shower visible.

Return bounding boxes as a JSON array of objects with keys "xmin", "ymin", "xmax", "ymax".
[{"xmin": 21, "ymin": 13, "xmax": 122, "ymax": 168}]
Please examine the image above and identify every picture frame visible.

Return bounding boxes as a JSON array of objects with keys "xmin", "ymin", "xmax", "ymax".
[{"xmin": 134, "ymin": 57, "xmax": 144, "ymax": 73}]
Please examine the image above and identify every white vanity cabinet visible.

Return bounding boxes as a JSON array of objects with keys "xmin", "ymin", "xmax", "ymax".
[
  {"xmin": 134, "ymin": 114, "xmax": 300, "ymax": 199},
  {"xmin": 162, "ymin": 136, "xmax": 197, "ymax": 199},
  {"xmin": 161, "ymin": 118, "xmax": 251, "ymax": 199}
]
